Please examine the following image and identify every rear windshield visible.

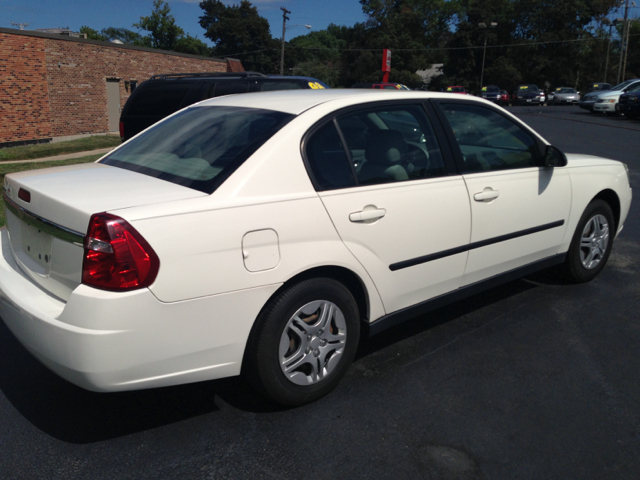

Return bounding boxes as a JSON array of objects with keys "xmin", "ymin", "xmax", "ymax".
[{"xmin": 101, "ymin": 106, "xmax": 293, "ymax": 194}]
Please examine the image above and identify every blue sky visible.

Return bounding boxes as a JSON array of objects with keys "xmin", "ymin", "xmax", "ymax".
[{"xmin": 1, "ymin": 0, "xmax": 368, "ymax": 44}]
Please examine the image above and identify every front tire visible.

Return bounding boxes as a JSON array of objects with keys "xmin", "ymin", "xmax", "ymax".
[
  {"xmin": 561, "ymin": 200, "xmax": 615, "ymax": 283},
  {"xmin": 244, "ymin": 278, "xmax": 360, "ymax": 406}
]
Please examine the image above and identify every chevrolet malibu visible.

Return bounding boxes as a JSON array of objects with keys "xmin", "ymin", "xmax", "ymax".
[{"xmin": 0, "ymin": 90, "xmax": 632, "ymax": 406}]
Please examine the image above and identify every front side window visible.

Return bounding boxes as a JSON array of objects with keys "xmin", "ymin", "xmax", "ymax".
[
  {"xmin": 440, "ymin": 103, "xmax": 539, "ymax": 173},
  {"xmin": 101, "ymin": 106, "xmax": 293, "ymax": 193},
  {"xmin": 337, "ymin": 105, "xmax": 446, "ymax": 186}
]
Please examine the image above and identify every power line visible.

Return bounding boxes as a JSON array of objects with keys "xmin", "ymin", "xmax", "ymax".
[
  {"xmin": 219, "ymin": 32, "xmax": 640, "ymax": 57},
  {"xmin": 286, "ymin": 34, "xmax": 640, "ymax": 53}
]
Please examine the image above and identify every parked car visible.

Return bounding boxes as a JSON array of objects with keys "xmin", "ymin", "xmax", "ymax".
[
  {"xmin": 352, "ymin": 83, "xmax": 411, "ymax": 90},
  {"xmin": 119, "ymin": 71, "xmax": 329, "ymax": 141},
  {"xmin": 499, "ymin": 90, "xmax": 510, "ymax": 106},
  {"xmin": 550, "ymin": 87, "xmax": 581, "ymax": 105},
  {"xmin": 586, "ymin": 82, "xmax": 612, "ymax": 93},
  {"xmin": 480, "ymin": 85, "xmax": 502, "ymax": 104},
  {"xmin": 617, "ymin": 88, "xmax": 640, "ymax": 120},
  {"xmin": 579, "ymin": 79, "xmax": 640, "ymax": 113},
  {"xmin": 446, "ymin": 86, "xmax": 467, "ymax": 94},
  {"xmin": 1, "ymin": 90, "xmax": 632, "ymax": 406},
  {"xmin": 514, "ymin": 84, "xmax": 544, "ymax": 105}
]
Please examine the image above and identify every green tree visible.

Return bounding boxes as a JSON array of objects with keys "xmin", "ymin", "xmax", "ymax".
[
  {"xmin": 80, "ymin": 26, "xmax": 106, "ymax": 41},
  {"xmin": 100, "ymin": 27, "xmax": 151, "ymax": 47},
  {"xmin": 174, "ymin": 34, "xmax": 211, "ymax": 56},
  {"xmin": 134, "ymin": 0, "xmax": 184, "ymax": 51},
  {"xmin": 287, "ymin": 28, "xmax": 345, "ymax": 85},
  {"xmin": 199, "ymin": 0, "xmax": 279, "ymax": 72}
]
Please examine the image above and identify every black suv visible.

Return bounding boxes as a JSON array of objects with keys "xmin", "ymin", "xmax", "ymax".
[{"xmin": 119, "ymin": 72, "xmax": 329, "ymax": 141}]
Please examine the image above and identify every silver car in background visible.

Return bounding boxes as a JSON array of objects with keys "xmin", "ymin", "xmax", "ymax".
[
  {"xmin": 579, "ymin": 79, "xmax": 640, "ymax": 112},
  {"xmin": 551, "ymin": 87, "xmax": 580, "ymax": 105}
]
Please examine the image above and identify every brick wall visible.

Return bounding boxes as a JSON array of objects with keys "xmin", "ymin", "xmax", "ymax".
[
  {"xmin": 0, "ymin": 33, "xmax": 52, "ymax": 144},
  {"xmin": 0, "ymin": 29, "xmax": 230, "ymax": 145},
  {"xmin": 44, "ymin": 39, "xmax": 228, "ymax": 138}
]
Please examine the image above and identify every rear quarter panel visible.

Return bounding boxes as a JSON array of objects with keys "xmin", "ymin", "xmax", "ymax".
[{"xmin": 111, "ymin": 116, "xmax": 386, "ymax": 322}]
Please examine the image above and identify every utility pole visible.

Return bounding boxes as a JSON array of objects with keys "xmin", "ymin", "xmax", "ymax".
[
  {"xmin": 280, "ymin": 7, "xmax": 291, "ymax": 76},
  {"xmin": 10, "ymin": 21, "xmax": 30, "ymax": 30},
  {"xmin": 616, "ymin": 0, "xmax": 630, "ymax": 84},
  {"xmin": 621, "ymin": 4, "xmax": 634, "ymax": 81},
  {"xmin": 602, "ymin": 18, "xmax": 615, "ymax": 83},
  {"xmin": 478, "ymin": 22, "xmax": 497, "ymax": 90}
]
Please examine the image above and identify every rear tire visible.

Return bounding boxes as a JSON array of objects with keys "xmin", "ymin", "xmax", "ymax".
[
  {"xmin": 244, "ymin": 278, "xmax": 360, "ymax": 406},
  {"xmin": 561, "ymin": 200, "xmax": 615, "ymax": 283}
]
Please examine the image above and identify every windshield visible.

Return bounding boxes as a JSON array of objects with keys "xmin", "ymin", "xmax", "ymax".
[
  {"xmin": 101, "ymin": 106, "xmax": 293, "ymax": 194},
  {"xmin": 557, "ymin": 88, "xmax": 576, "ymax": 94},
  {"xmin": 611, "ymin": 80, "xmax": 633, "ymax": 90},
  {"xmin": 448, "ymin": 86, "xmax": 465, "ymax": 93},
  {"xmin": 518, "ymin": 85, "xmax": 539, "ymax": 92},
  {"xmin": 483, "ymin": 86, "xmax": 500, "ymax": 93}
]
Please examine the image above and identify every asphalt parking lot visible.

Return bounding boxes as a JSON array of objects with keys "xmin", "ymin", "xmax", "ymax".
[{"xmin": 1, "ymin": 105, "xmax": 639, "ymax": 480}]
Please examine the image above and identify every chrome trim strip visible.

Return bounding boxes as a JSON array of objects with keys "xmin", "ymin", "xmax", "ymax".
[{"xmin": 2, "ymin": 189, "xmax": 85, "ymax": 245}]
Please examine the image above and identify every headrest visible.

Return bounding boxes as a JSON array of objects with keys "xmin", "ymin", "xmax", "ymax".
[{"xmin": 365, "ymin": 130, "xmax": 408, "ymax": 165}]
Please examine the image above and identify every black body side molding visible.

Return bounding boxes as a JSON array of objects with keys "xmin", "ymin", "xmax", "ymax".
[
  {"xmin": 368, "ymin": 254, "xmax": 566, "ymax": 337},
  {"xmin": 390, "ymin": 220, "xmax": 565, "ymax": 271}
]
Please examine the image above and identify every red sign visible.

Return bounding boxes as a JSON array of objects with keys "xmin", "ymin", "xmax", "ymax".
[{"xmin": 382, "ymin": 49, "xmax": 391, "ymax": 73}]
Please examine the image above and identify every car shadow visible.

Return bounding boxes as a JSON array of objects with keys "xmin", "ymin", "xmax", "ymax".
[
  {"xmin": 0, "ymin": 274, "xmax": 560, "ymax": 444},
  {"xmin": 356, "ymin": 277, "xmax": 541, "ymax": 360},
  {"xmin": 0, "ymin": 321, "xmax": 285, "ymax": 444}
]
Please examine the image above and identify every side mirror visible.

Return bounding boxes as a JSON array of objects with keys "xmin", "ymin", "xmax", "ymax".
[{"xmin": 544, "ymin": 145, "xmax": 567, "ymax": 167}]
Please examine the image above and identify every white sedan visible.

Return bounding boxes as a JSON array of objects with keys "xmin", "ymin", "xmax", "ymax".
[{"xmin": 0, "ymin": 90, "xmax": 632, "ymax": 405}]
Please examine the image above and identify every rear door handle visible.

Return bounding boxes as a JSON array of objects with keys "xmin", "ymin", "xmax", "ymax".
[
  {"xmin": 349, "ymin": 208, "xmax": 386, "ymax": 222},
  {"xmin": 473, "ymin": 188, "xmax": 499, "ymax": 202}
]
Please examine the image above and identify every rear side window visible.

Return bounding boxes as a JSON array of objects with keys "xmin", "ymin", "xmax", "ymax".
[
  {"xmin": 126, "ymin": 82, "xmax": 195, "ymax": 117},
  {"xmin": 101, "ymin": 106, "xmax": 293, "ymax": 194},
  {"xmin": 260, "ymin": 81, "xmax": 303, "ymax": 91},
  {"xmin": 205, "ymin": 81, "xmax": 249, "ymax": 98},
  {"xmin": 305, "ymin": 121, "xmax": 356, "ymax": 190}
]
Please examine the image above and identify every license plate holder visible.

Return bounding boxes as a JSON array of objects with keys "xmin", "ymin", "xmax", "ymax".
[{"xmin": 20, "ymin": 223, "xmax": 53, "ymax": 275}]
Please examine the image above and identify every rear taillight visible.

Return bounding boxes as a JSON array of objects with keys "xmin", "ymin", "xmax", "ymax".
[
  {"xmin": 82, "ymin": 213, "xmax": 159, "ymax": 291},
  {"xmin": 119, "ymin": 121, "xmax": 124, "ymax": 141}
]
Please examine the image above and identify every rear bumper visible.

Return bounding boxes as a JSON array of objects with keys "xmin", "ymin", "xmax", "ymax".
[
  {"xmin": 515, "ymin": 98, "xmax": 541, "ymax": 105},
  {"xmin": 0, "ymin": 227, "xmax": 279, "ymax": 392}
]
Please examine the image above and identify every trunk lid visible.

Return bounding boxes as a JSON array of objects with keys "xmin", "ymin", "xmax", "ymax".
[{"xmin": 3, "ymin": 162, "xmax": 205, "ymax": 300}]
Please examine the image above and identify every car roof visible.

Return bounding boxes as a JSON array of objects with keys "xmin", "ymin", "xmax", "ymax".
[{"xmin": 194, "ymin": 89, "xmax": 486, "ymax": 115}]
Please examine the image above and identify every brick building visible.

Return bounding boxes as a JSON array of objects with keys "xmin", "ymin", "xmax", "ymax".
[{"xmin": 0, "ymin": 27, "xmax": 243, "ymax": 148}]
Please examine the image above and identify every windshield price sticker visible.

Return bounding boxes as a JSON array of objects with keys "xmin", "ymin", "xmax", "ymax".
[
  {"xmin": 482, "ymin": 87, "xmax": 487, "ymax": 91},
  {"xmin": 447, "ymin": 87, "xmax": 452, "ymax": 91},
  {"xmin": 308, "ymin": 82, "xmax": 325, "ymax": 89},
  {"xmin": 519, "ymin": 86, "xmax": 528, "ymax": 90}
]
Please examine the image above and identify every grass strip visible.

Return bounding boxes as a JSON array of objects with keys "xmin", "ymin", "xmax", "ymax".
[
  {"xmin": 0, "ymin": 136, "xmax": 121, "ymax": 162},
  {"xmin": 0, "ymin": 155, "xmax": 101, "ymax": 227}
]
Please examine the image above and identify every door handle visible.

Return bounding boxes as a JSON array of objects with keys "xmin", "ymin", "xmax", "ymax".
[
  {"xmin": 473, "ymin": 188, "xmax": 499, "ymax": 202},
  {"xmin": 349, "ymin": 208, "xmax": 386, "ymax": 222}
]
